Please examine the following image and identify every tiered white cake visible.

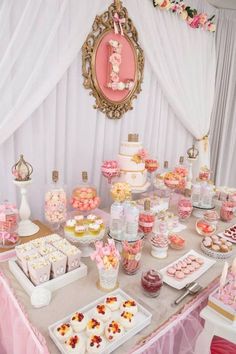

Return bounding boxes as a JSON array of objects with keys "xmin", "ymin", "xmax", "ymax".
[{"xmin": 117, "ymin": 134, "xmax": 150, "ymax": 191}]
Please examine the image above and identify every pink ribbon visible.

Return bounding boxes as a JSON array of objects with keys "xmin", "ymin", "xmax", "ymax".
[
  {"xmin": 0, "ymin": 231, "xmax": 17, "ymax": 245},
  {"xmin": 113, "ymin": 13, "xmax": 125, "ymax": 36}
]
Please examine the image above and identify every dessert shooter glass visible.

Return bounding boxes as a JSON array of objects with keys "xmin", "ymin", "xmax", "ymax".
[
  {"xmin": 121, "ymin": 240, "xmax": 143, "ymax": 275},
  {"xmin": 141, "ymin": 269, "xmax": 163, "ymax": 297}
]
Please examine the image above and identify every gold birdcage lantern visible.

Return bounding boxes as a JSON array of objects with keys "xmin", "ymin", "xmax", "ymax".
[{"xmin": 12, "ymin": 155, "xmax": 33, "ymax": 181}]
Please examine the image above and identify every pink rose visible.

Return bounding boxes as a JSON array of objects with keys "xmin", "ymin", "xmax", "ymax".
[
  {"xmin": 110, "ymin": 71, "xmax": 119, "ymax": 83},
  {"xmin": 199, "ymin": 13, "xmax": 208, "ymax": 25},
  {"xmin": 208, "ymin": 23, "xmax": 216, "ymax": 32},
  {"xmin": 109, "ymin": 53, "xmax": 121, "ymax": 66}
]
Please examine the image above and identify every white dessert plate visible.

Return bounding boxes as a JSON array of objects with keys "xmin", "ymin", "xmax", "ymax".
[
  {"xmin": 48, "ymin": 288, "xmax": 152, "ymax": 354},
  {"xmin": 159, "ymin": 249, "xmax": 216, "ymax": 290},
  {"xmin": 9, "ymin": 258, "xmax": 87, "ymax": 297}
]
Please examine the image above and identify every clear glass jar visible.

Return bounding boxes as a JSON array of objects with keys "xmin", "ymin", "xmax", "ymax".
[
  {"xmin": 141, "ymin": 269, "xmax": 163, "ymax": 297},
  {"xmin": 139, "ymin": 199, "xmax": 155, "ymax": 234},
  {"xmin": 191, "ymin": 183, "xmax": 201, "ymax": 206},
  {"xmin": 0, "ymin": 201, "xmax": 19, "ymax": 248},
  {"xmin": 201, "ymin": 184, "xmax": 214, "ymax": 208},
  {"xmin": 44, "ymin": 171, "xmax": 67, "ymax": 230},
  {"xmin": 71, "ymin": 171, "xmax": 100, "ymax": 212},
  {"xmin": 220, "ymin": 201, "xmax": 234, "ymax": 222},
  {"xmin": 177, "ymin": 198, "xmax": 193, "ymax": 221},
  {"xmin": 124, "ymin": 203, "xmax": 139, "ymax": 241},
  {"xmin": 122, "ymin": 240, "xmax": 143, "ymax": 275},
  {"xmin": 109, "ymin": 201, "xmax": 124, "ymax": 239}
]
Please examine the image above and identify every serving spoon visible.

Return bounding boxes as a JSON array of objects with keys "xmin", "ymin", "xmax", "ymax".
[{"xmin": 174, "ymin": 282, "xmax": 203, "ymax": 305}]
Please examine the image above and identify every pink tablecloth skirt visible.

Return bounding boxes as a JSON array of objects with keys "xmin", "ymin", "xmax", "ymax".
[{"xmin": 0, "ymin": 272, "xmax": 49, "ymax": 354}]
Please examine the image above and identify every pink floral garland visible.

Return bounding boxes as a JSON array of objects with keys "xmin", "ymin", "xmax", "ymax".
[{"xmin": 153, "ymin": 0, "xmax": 216, "ymax": 32}]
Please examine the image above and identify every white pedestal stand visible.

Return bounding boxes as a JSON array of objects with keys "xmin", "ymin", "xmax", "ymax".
[{"xmin": 13, "ymin": 180, "xmax": 40, "ymax": 237}]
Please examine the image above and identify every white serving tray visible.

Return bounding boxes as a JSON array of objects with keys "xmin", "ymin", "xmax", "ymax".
[
  {"xmin": 218, "ymin": 232, "xmax": 236, "ymax": 244},
  {"xmin": 159, "ymin": 249, "xmax": 216, "ymax": 290},
  {"xmin": 9, "ymin": 258, "xmax": 87, "ymax": 296},
  {"xmin": 48, "ymin": 288, "xmax": 152, "ymax": 354}
]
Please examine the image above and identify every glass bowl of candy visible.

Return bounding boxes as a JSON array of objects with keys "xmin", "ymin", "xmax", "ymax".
[
  {"xmin": 168, "ymin": 234, "xmax": 185, "ymax": 250},
  {"xmin": 71, "ymin": 185, "xmax": 100, "ymax": 213},
  {"xmin": 196, "ymin": 218, "xmax": 216, "ymax": 237},
  {"xmin": 177, "ymin": 198, "xmax": 193, "ymax": 221},
  {"xmin": 220, "ymin": 201, "xmax": 234, "ymax": 222},
  {"xmin": 141, "ymin": 269, "xmax": 163, "ymax": 297},
  {"xmin": 203, "ymin": 210, "xmax": 219, "ymax": 226}
]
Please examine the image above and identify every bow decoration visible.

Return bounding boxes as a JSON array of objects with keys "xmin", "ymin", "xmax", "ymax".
[{"xmin": 113, "ymin": 13, "xmax": 125, "ymax": 36}]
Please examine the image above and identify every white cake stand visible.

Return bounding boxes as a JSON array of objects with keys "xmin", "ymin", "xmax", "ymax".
[
  {"xmin": 13, "ymin": 180, "xmax": 40, "ymax": 237},
  {"xmin": 131, "ymin": 181, "xmax": 151, "ymax": 194}
]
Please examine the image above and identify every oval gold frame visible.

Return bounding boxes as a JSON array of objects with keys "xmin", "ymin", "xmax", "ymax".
[{"xmin": 82, "ymin": 1, "xmax": 144, "ymax": 119}]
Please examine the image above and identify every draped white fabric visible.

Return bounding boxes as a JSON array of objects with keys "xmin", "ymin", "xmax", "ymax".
[
  {"xmin": 0, "ymin": 0, "xmax": 105, "ymax": 144},
  {"xmin": 210, "ymin": 9, "xmax": 236, "ymax": 186},
  {"xmin": 0, "ymin": 0, "xmax": 217, "ymax": 218},
  {"xmin": 127, "ymin": 0, "xmax": 217, "ymax": 169}
]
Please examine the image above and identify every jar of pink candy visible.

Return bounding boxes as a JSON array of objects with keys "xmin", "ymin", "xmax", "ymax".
[
  {"xmin": 71, "ymin": 171, "xmax": 100, "ymax": 213},
  {"xmin": 44, "ymin": 171, "xmax": 67, "ymax": 229},
  {"xmin": 139, "ymin": 199, "xmax": 155, "ymax": 235},
  {"xmin": 220, "ymin": 201, "xmax": 234, "ymax": 222},
  {"xmin": 122, "ymin": 239, "xmax": 143, "ymax": 275},
  {"xmin": 177, "ymin": 198, "xmax": 193, "ymax": 221},
  {"xmin": 150, "ymin": 234, "xmax": 169, "ymax": 259},
  {"xmin": 0, "ymin": 201, "xmax": 19, "ymax": 248}
]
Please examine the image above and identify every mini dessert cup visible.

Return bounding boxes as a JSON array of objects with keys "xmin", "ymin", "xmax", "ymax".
[
  {"xmin": 141, "ymin": 269, "xmax": 163, "ymax": 297},
  {"xmin": 64, "ymin": 219, "xmax": 76, "ymax": 233},
  {"xmin": 88, "ymin": 223, "xmax": 100, "ymax": 236},
  {"xmin": 98, "ymin": 265, "xmax": 119, "ymax": 291},
  {"xmin": 75, "ymin": 225, "xmax": 86, "ymax": 237},
  {"xmin": 150, "ymin": 234, "xmax": 169, "ymax": 259}
]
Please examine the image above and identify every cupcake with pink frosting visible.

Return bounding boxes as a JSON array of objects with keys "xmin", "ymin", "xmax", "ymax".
[{"xmin": 150, "ymin": 234, "xmax": 169, "ymax": 259}]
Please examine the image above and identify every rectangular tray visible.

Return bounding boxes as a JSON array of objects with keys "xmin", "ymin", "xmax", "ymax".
[
  {"xmin": 159, "ymin": 249, "xmax": 216, "ymax": 290},
  {"xmin": 9, "ymin": 258, "xmax": 87, "ymax": 296},
  {"xmin": 48, "ymin": 288, "xmax": 152, "ymax": 354}
]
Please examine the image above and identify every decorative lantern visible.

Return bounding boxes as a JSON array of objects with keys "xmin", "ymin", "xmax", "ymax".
[
  {"xmin": 187, "ymin": 145, "xmax": 199, "ymax": 160},
  {"xmin": 12, "ymin": 155, "xmax": 33, "ymax": 181}
]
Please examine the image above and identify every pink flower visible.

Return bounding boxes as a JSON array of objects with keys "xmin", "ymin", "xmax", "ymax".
[
  {"xmin": 110, "ymin": 71, "xmax": 119, "ymax": 83},
  {"xmin": 208, "ymin": 23, "xmax": 216, "ymax": 32},
  {"xmin": 109, "ymin": 53, "xmax": 121, "ymax": 66},
  {"xmin": 189, "ymin": 15, "xmax": 201, "ymax": 28},
  {"xmin": 137, "ymin": 148, "xmax": 149, "ymax": 161},
  {"xmin": 199, "ymin": 13, "xmax": 208, "ymax": 25}
]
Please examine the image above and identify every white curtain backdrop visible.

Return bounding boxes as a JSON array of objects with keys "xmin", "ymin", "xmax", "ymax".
[
  {"xmin": 0, "ymin": 0, "xmax": 217, "ymax": 219},
  {"xmin": 210, "ymin": 9, "xmax": 236, "ymax": 186},
  {"xmin": 128, "ymin": 0, "xmax": 217, "ymax": 169}
]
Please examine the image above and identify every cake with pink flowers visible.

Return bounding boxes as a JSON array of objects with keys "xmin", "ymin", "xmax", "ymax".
[{"xmin": 117, "ymin": 134, "xmax": 150, "ymax": 190}]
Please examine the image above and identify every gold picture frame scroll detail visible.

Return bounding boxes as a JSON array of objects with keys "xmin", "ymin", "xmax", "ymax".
[{"xmin": 82, "ymin": 0, "xmax": 144, "ymax": 119}]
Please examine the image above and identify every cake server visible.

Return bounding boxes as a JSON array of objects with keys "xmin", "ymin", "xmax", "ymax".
[{"xmin": 174, "ymin": 282, "xmax": 203, "ymax": 305}]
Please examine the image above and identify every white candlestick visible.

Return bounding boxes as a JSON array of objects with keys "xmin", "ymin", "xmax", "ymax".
[{"xmin": 13, "ymin": 180, "xmax": 39, "ymax": 237}]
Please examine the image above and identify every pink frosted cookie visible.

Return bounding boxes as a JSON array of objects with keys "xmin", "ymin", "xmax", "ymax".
[
  {"xmin": 191, "ymin": 261, "xmax": 201, "ymax": 270},
  {"xmin": 188, "ymin": 255, "xmax": 196, "ymax": 261},
  {"xmin": 196, "ymin": 258, "xmax": 204, "ymax": 265},
  {"xmin": 187, "ymin": 265, "xmax": 195, "ymax": 272},
  {"xmin": 183, "ymin": 268, "xmax": 190, "ymax": 275},
  {"xmin": 185, "ymin": 258, "xmax": 192, "ymax": 265},
  {"xmin": 175, "ymin": 271, "xmax": 185, "ymax": 280},
  {"xmin": 174, "ymin": 264, "xmax": 182, "ymax": 271},
  {"xmin": 167, "ymin": 267, "xmax": 176, "ymax": 277},
  {"xmin": 181, "ymin": 261, "xmax": 187, "ymax": 268}
]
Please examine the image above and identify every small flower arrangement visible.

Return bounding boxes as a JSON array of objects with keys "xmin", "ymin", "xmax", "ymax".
[
  {"xmin": 107, "ymin": 39, "xmax": 135, "ymax": 91},
  {"xmin": 132, "ymin": 149, "xmax": 149, "ymax": 164},
  {"xmin": 153, "ymin": 0, "xmax": 216, "ymax": 32},
  {"xmin": 91, "ymin": 239, "xmax": 120, "ymax": 270},
  {"xmin": 110, "ymin": 182, "xmax": 131, "ymax": 202}
]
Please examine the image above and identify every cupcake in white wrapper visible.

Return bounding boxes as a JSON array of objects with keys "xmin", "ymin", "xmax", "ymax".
[
  {"xmin": 45, "ymin": 251, "xmax": 67, "ymax": 278},
  {"xmin": 28, "ymin": 257, "xmax": 51, "ymax": 285}
]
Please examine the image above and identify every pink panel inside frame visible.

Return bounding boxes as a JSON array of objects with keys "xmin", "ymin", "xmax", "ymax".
[{"xmin": 94, "ymin": 31, "xmax": 136, "ymax": 103}]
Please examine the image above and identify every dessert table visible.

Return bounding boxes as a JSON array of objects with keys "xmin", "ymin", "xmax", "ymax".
[{"xmin": 0, "ymin": 214, "xmax": 235, "ymax": 354}]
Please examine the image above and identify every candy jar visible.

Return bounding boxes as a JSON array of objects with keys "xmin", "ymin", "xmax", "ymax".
[
  {"xmin": 109, "ymin": 201, "xmax": 124, "ymax": 240},
  {"xmin": 124, "ymin": 202, "xmax": 139, "ymax": 241},
  {"xmin": 71, "ymin": 171, "xmax": 100, "ymax": 213},
  {"xmin": 122, "ymin": 240, "xmax": 143, "ymax": 275},
  {"xmin": 101, "ymin": 160, "xmax": 120, "ymax": 184},
  {"xmin": 44, "ymin": 171, "xmax": 67, "ymax": 230},
  {"xmin": 139, "ymin": 199, "xmax": 155, "ymax": 235},
  {"xmin": 0, "ymin": 201, "xmax": 19, "ymax": 248},
  {"xmin": 177, "ymin": 198, "xmax": 193, "ymax": 221},
  {"xmin": 199, "ymin": 166, "xmax": 211, "ymax": 181},
  {"xmin": 220, "ymin": 201, "xmax": 234, "ymax": 222},
  {"xmin": 196, "ymin": 218, "xmax": 216, "ymax": 236},
  {"xmin": 203, "ymin": 210, "xmax": 219, "ymax": 226},
  {"xmin": 141, "ymin": 269, "xmax": 163, "ymax": 297},
  {"xmin": 201, "ymin": 184, "xmax": 214, "ymax": 209},
  {"xmin": 150, "ymin": 234, "xmax": 169, "ymax": 259}
]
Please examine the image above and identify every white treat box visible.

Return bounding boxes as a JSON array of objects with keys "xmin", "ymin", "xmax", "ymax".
[
  {"xmin": 208, "ymin": 286, "xmax": 236, "ymax": 325},
  {"xmin": 48, "ymin": 288, "xmax": 152, "ymax": 354},
  {"xmin": 159, "ymin": 249, "xmax": 216, "ymax": 290},
  {"xmin": 9, "ymin": 258, "xmax": 87, "ymax": 296}
]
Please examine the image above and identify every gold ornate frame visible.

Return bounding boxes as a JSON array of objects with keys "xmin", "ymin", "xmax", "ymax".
[{"xmin": 82, "ymin": 0, "xmax": 144, "ymax": 119}]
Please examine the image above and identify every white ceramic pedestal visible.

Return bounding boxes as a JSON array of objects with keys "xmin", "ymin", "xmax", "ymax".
[{"xmin": 13, "ymin": 180, "xmax": 40, "ymax": 237}]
